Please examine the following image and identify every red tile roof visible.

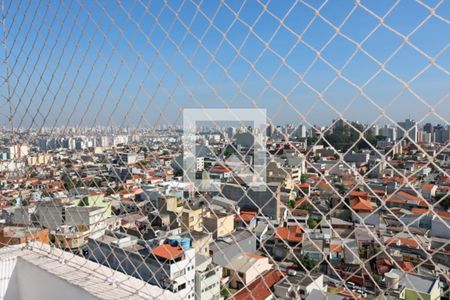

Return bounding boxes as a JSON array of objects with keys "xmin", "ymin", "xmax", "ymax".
[
  {"xmin": 411, "ymin": 208, "xmax": 429, "ymax": 215},
  {"xmin": 151, "ymin": 244, "xmax": 183, "ymax": 260},
  {"xmin": 275, "ymin": 226, "xmax": 303, "ymax": 243},
  {"xmin": 297, "ymin": 183, "xmax": 310, "ymax": 189},
  {"xmin": 422, "ymin": 184, "xmax": 435, "ymax": 191},
  {"xmin": 396, "ymin": 191, "xmax": 421, "ymax": 202},
  {"xmin": 437, "ymin": 210, "xmax": 450, "ymax": 219},
  {"xmin": 209, "ymin": 164, "xmax": 232, "ymax": 173},
  {"xmin": 235, "ymin": 211, "xmax": 257, "ymax": 222},
  {"xmin": 351, "ymin": 197, "xmax": 374, "ymax": 212},
  {"xmin": 398, "ymin": 261, "xmax": 415, "ymax": 273},
  {"xmin": 330, "ymin": 244, "xmax": 343, "ymax": 253},
  {"xmin": 231, "ymin": 269, "xmax": 284, "ymax": 300},
  {"xmin": 244, "ymin": 253, "xmax": 265, "ymax": 260},
  {"xmin": 350, "ymin": 191, "xmax": 369, "ymax": 199},
  {"xmin": 387, "ymin": 197, "xmax": 407, "ymax": 204},
  {"xmin": 294, "ymin": 198, "xmax": 311, "ymax": 208}
]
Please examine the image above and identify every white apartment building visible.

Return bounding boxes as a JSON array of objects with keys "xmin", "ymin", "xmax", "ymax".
[
  {"xmin": 195, "ymin": 255, "xmax": 222, "ymax": 300},
  {"xmin": 65, "ymin": 206, "xmax": 109, "ymax": 239},
  {"xmin": 380, "ymin": 125, "xmax": 397, "ymax": 141},
  {"xmin": 148, "ymin": 239, "xmax": 196, "ymax": 299},
  {"xmin": 36, "ymin": 204, "xmax": 108, "ymax": 239}
]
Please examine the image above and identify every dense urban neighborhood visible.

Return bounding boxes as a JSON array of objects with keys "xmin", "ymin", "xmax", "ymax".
[{"xmin": 0, "ymin": 119, "xmax": 449, "ymax": 299}]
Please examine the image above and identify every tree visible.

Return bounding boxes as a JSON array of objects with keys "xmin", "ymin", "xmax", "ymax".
[
  {"xmin": 64, "ymin": 180, "xmax": 75, "ymax": 191},
  {"xmin": 220, "ymin": 284, "xmax": 230, "ymax": 299},
  {"xmin": 79, "ymin": 197, "xmax": 89, "ymax": 207},
  {"xmin": 296, "ymin": 203, "xmax": 313, "ymax": 211},
  {"xmin": 295, "ymin": 254, "xmax": 318, "ymax": 271},
  {"xmin": 288, "ymin": 200, "xmax": 296, "ymax": 209},
  {"xmin": 335, "ymin": 183, "xmax": 345, "ymax": 194},
  {"xmin": 42, "ymin": 191, "xmax": 52, "ymax": 197},
  {"xmin": 307, "ymin": 217, "xmax": 320, "ymax": 229},
  {"xmin": 223, "ymin": 145, "xmax": 236, "ymax": 158},
  {"xmin": 324, "ymin": 122, "xmax": 382, "ymax": 152},
  {"xmin": 300, "ymin": 174, "xmax": 308, "ymax": 184}
]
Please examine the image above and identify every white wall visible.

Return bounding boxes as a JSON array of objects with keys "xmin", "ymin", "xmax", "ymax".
[{"xmin": 1, "ymin": 258, "xmax": 98, "ymax": 300}]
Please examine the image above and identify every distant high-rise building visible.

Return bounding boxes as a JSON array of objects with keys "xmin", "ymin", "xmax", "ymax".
[
  {"xmin": 294, "ymin": 124, "xmax": 306, "ymax": 139},
  {"xmin": 379, "ymin": 125, "xmax": 397, "ymax": 142},
  {"xmin": 397, "ymin": 119, "xmax": 418, "ymax": 143},
  {"xmin": 226, "ymin": 127, "xmax": 236, "ymax": 139},
  {"xmin": 370, "ymin": 125, "xmax": 380, "ymax": 136},
  {"xmin": 266, "ymin": 124, "xmax": 273, "ymax": 138},
  {"xmin": 417, "ymin": 131, "xmax": 433, "ymax": 144},
  {"xmin": 434, "ymin": 125, "xmax": 450, "ymax": 143},
  {"xmin": 423, "ymin": 123, "xmax": 433, "ymax": 133}
]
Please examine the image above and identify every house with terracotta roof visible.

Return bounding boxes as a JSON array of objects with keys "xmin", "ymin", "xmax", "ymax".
[
  {"xmin": 223, "ymin": 252, "xmax": 273, "ymax": 290},
  {"xmin": 235, "ymin": 210, "xmax": 257, "ymax": 229},
  {"xmin": 208, "ymin": 163, "xmax": 233, "ymax": 180},
  {"xmin": 273, "ymin": 226, "xmax": 304, "ymax": 260},
  {"xmin": 296, "ymin": 182, "xmax": 311, "ymax": 197},
  {"xmin": 421, "ymin": 183, "xmax": 437, "ymax": 200},
  {"xmin": 387, "ymin": 191, "xmax": 429, "ymax": 209},
  {"xmin": 147, "ymin": 240, "xmax": 197, "ymax": 299},
  {"xmin": 231, "ymin": 269, "xmax": 284, "ymax": 300},
  {"xmin": 329, "ymin": 242, "xmax": 344, "ymax": 262},
  {"xmin": 350, "ymin": 197, "xmax": 379, "ymax": 228}
]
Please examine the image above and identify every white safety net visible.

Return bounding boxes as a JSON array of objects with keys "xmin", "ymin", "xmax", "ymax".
[{"xmin": 0, "ymin": 1, "xmax": 449, "ymax": 299}]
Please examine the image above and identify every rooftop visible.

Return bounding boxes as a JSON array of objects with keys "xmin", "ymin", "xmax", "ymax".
[
  {"xmin": 224, "ymin": 252, "xmax": 269, "ymax": 273},
  {"xmin": 275, "ymin": 226, "xmax": 303, "ymax": 243},
  {"xmin": 210, "ymin": 230, "xmax": 254, "ymax": 252},
  {"xmin": 391, "ymin": 269, "xmax": 438, "ymax": 294},
  {"xmin": 151, "ymin": 244, "xmax": 184, "ymax": 260},
  {"xmin": 231, "ymin": 269, "xmax": 284, "ymax": 300},
  {"xmin": 0, "ymin": 242, "xmax": 179, "ymax": 299}
]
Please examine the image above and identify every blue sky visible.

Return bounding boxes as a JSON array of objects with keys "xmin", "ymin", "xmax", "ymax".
[{"xmin": 2, "ymin": 0, "xmax": 449, "ymax": 129}]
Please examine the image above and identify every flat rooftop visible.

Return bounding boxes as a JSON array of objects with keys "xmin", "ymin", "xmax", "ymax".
[{"xmin": 0, "ymin": 242, "xmax": 180, "ymax": 300}]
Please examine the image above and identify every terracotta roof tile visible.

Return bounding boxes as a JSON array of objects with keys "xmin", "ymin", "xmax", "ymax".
[
  {"xmin": 275, "ymin": 226, "xmax": 303, "ymax": 243},
  {"xmin": 351, "ymin": 197, "xmax": 374, "ymax": 212},
  {"xmin": 151, "ymin": 244, "xmax": 183, "ymax": 260},
  {"xmin": 231, "ymin": 269, "xmax": 284, "ymax": 300}
]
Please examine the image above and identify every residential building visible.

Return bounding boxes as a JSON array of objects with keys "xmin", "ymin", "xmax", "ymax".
[
  {"xmin": 0, "ymin": 226, "xmax": 49, "ymax": 247},
  {"xmin": 195, "ymin": 254, "xmax": 222, "ymax": 300},
  {"xmin": 223, "ymin": 253, "xmax": 272, "ymax": 290}
]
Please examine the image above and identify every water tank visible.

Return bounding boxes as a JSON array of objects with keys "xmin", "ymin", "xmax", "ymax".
[
  {"xmin": 167, "ymin": 236, "xmax": 181, "ymax": 247},
  {"xmin": 180, "ymin": 237, "xmax": 191, "ymax": 250},
  {"xmin": 385, "ymin": 272, "xmax": 400, "ymax": 290}
]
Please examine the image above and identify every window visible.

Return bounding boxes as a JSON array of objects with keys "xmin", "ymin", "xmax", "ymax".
[{"xmin": 177, "ymin": 283, "xmax": 186, "ymax": 291}]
